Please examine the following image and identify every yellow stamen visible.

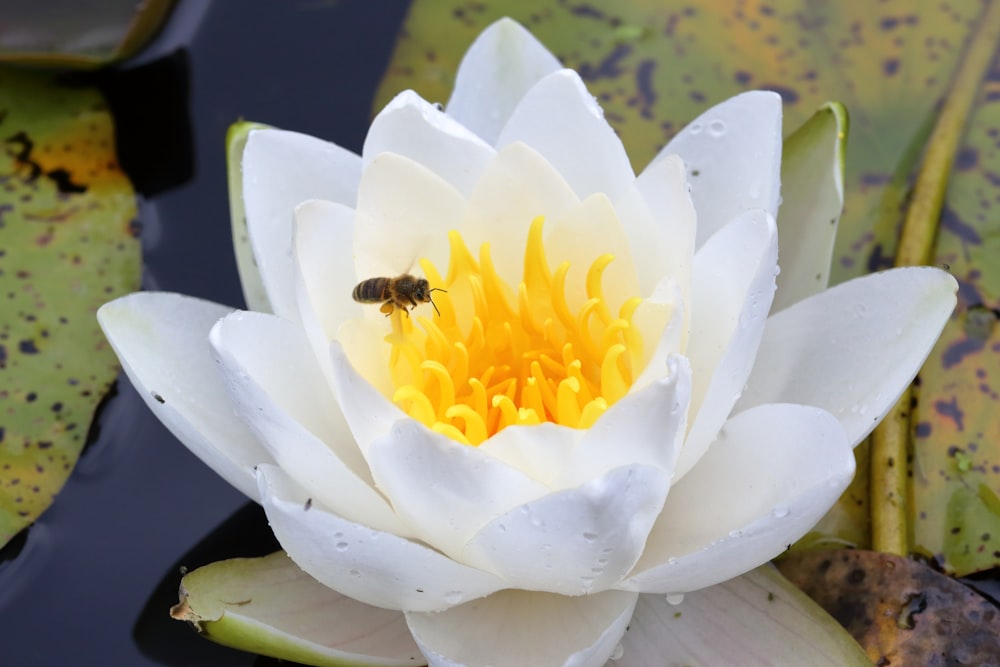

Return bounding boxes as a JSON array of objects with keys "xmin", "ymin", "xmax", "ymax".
[{"xmin": 382, "ymin": 218, "xmax": 650, "ymax": 445}]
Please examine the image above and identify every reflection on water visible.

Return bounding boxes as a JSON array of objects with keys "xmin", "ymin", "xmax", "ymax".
[{"xmin": 0, "ymin": 1, "xmax": 410, "ymax": 664}]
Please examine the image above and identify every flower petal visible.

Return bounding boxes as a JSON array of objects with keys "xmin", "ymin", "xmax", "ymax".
[
  {"xmin": 257, "ymin": 464, "xmax": 506, "ymax": 613},
  {"xmin": 209, "ymin": 310, "xmax": 409, "ymax": 536},
  {"xmin": 97, "ymin": 292, "xmax": 269, "ymax": 501},
  {"xmin": 364, "ymin": 90, "xmax": 496, "ymax": 197},
  {"xmin": 462, "ymin": 465, "xmax": 670, "ymax": 595},
  {"xmin": 243, "ymin": 128, "xmax": 361, "ymax": 322},
  {"xmin": 366, "ymin": 419, "xmax": 548, "ymax": 559},
  {"xmin": 293, "ymin": 198, "xmax": 360, "ymax": 383},
  {"xmin": 497, "ymin": 69, "xmax": 635, "ymax": 202},
  {"xmin": 406, "ymin": 589, "xmax": 637, "ymax": 667},
  {"xmin": 631, "ymin": 153, "xmax": 697, "ymax": 304},
  {"xmin": 227, "ymin": 121, "xmax": 272, "ymax": 313},
  {"xmin": 654, "ymin": 91, "xmax": 782, "ymax": 248},
  {"xmin": 353, "ymin": 152, "xmax": 465, "ymax": 283},
  {"xmin": 174, "ymin": 551, "xmax": 424, "ymax": 666},
  {"xmin": 616, "ymin": 568, "xmax": 871, "ymax": 667},
  {"xmin": 677, "ymin": 209, "xmax": 778, "ymax": 479},
  {"xmin": 622, "ymin": 403, "xmax": 853, "ymax": 594},
  {"xmin": 772, "ymin": 102, "xmax": 848, "ymax": 312},
  {"xmin": 329, "ymin": 339, "xmax": 406, "ymax": 457},
  {"xmin": 736, "ymin": 266, "xmax": 958, "ymax": 446},
  {"xmin": 463, "ymin": 141, "xmax": 580, "ymax": 290},
  {"xmin": 445, "ymin": 18, "xmax": 562, "ymax": 145}
]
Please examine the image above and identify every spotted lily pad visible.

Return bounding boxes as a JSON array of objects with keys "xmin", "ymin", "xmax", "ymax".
[
  {"xmin": 378, "ymin": 0, "xmax": 1000, "ymax": 573},
  {"xmin": 0, "ymin": 68, "xmax": 139, "ymax": 547}
]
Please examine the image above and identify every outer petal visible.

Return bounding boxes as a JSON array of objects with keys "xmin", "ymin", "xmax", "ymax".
[
  {"xmin": 622, "ymin": 403, "xmax": 853, "ymax": 594},
  {"xmin": 772, "ymin": 102, "xmax": 848, "ymax": 311},
  {"xmin": 496, "ymin": 70, "xmax": 635, "ymax": 202},
  {"xmin": 353, "ymin": 152, "xmax": 465, "ymax": 283},
  {"xmin": 209, "ymin": 310, "xmax": 410, "ymax": 536},
  {"xmin": 652, "ymin": 91, "xmax": 782, "ymax": 248},
  {"xmin": 243, "ymin": 129, "xmax": 362, "ymax": 322},
  {"xmin": 174, "ymin": 551, "xmax": 424, "ymax": 666},
  {"xmin": 736, "ymin": 266, "xmax": 958, "ymax": 446},
  {"xmin": 97, "ymin": 292, "xmax": 269, "ymax": 501},
  {"xmin": 258, "ymin": 464, "xmax": 506, "ymax": 613},
  {"xmin": 405, "ymin": 589, "xmax": 637, "ymax": 667},
  {"xmin": 445, "ymin": 17, "xmax": 562, "ymax": 145},
  {"xmin": 462, "ymin": 465, "xmax": 670, "ymax": 595},
  {"xmin": 226, "ymin": 121, "xmax": 272, "ymax": 313},
  {"xmin": 678, "ymin": 209, "xmax": 778, "ymax": 479},
  {"xmin": 617, "ymin": 568, "xmax": 870, "ymax": 667},
  {"xmin": 366, "ymin": 420, "xmax": 549, "ymax": 559},
  {"xmin": 364, "ymin": 90, "xmax": 496, "ymax": 197}
]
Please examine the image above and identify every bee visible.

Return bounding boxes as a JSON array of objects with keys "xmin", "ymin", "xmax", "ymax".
[{"xmin": 352, "ymin": 274, "xmax": 446, "ymax": 317}]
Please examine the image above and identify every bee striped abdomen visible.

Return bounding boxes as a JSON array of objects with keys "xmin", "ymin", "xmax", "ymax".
[{"xmin": 352, "ymin": 277, "xmax": 391, "ymax": 303}]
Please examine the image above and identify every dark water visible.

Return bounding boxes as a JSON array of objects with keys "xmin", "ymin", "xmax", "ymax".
[{"xmin": 0, "ymin": 1, "xmax": 410, "ymax": 664}]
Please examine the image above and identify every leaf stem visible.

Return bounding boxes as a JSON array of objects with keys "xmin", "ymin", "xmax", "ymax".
[{"xmin": 871, "ymin": 0, "xmax": 1000, "ymax": 555}]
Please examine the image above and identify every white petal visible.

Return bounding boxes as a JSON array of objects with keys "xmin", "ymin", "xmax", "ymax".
[
  {"xmin": 463, "ymin": 141, "xmax": 580, "ymax": 291},
  {"xmin": 497, "ymin": 70, "xmax": 635, "ymax": 201},
  {"xmin": 631, "ymin": 153, "xmax": 697, "ymax": 303},
  {"xmin": 293, "ymin": 199, "xmax": 360, "ymax": 385},
  {"xmin": 736, "ymin": 266, "xmax": 958, "ymax": 446},
  {"xmin": 462, "ymin": 466, "xmax": 669, "ymax": 595},
  {"xmin": 177, "ymin": 551, "xmax": 423, "ymax": 666},
  {"xmin": 622, "ymin": 404, "xmax": 853, "ymax": 594},
  {"xmin": 258, "ymin": 464, "xmax": 506, "ymax": 612},
  {"xmin": 617, "ymin": 568, "xmax": 871, "ymax": 667},
  {"xmin": 630, "ymin": 277, "xmax": 685, "ymax": 393},
  {"xmin": 209, "ymin": 311, "xmax": 409, "ymax": 536},
  {"xmin": 366, "ymin": 420, "xmax": 548, "ymax": 558},
  {"xmin": 446, "ymin": 17, "xmax": 562, "ymax": 145},
  {"xmin": 329, "ymin": 340, "xmax": 405, "ymax": 457},
  {"xmin": 353, "ymin": 152, "xmax": 465, "ymax": 282},
  {"xmin": 97, "ymin": 293, "xmax": 268, "ymax": 501},
  {"xmin": 772, "ymin": 102, "xmax": 848, "ymax": 311},
  {"xmin": 477, "ymin": 424, "xmax": 579, "ymax": 487},
  {"xmin": 226, "ymin": 121, "xmax": 272, "ymax": 313},
  {"xmin": 657, "ymin": 91, "xmax": 782, "ymax": 248},
  {"xmin": 364, "ymin": 90, "xmax": 496, "ymax": 197},
  {"xmin": 568, "ymin": 355, "xmax": 691, "ymax": 485},
  {"xmin": 406, "ymin": 589, "xmax": 637, "ymax": 667},
  {"xmin": 677, "ymin": 209, "xmax": 778, "ymax": 479},
  {"xmin": 243, "ymin": 129, "xmax": 362, "ymax": 322}
]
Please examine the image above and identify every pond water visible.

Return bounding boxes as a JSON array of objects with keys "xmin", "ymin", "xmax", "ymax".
[{"xmin": 0, "ymin": 1, "xmax": 410, "ymax": 664}]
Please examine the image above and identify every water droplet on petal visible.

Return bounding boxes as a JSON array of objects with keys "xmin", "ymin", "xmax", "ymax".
[
  {"xmin": 610, "ymin": 643, "xmax": 625, "ymax": 661},
  {"xmin": 667, "ymin": 556, "xmax": 679, "ymax": 565},
  {"xmin": 708, "ymin": 120, "xmax": 726, "ymax": 136},
  {"xmin": 582, "ymin": 531, "xmax": 598, "ymax": 541},
  {"xmin": 666, "ymin": 593, "xmax": 685, "ymax": 605},
  {"xmin": 335, "ymin": 541, "xmax": 349, "ymax": 552},
  {"xmin": 772, "ymin": 505, "xmax": 790, "ymax": 518},
  {"xmin": 444, "ymin": 590, "xmax": 464, "ymax": 604},
  {"xmin": 688, "ymin": 122, "xmax": 704, "ymax": 135}
]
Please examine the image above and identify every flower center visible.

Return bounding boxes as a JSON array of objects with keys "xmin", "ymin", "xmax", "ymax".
[{"xmin": 386, "ymin": 216, "xmax": 645, "ymax": 445}]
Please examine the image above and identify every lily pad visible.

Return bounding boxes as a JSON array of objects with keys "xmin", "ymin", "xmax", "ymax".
[
  {"xmin": 0, "ymin": 68, "xmax": 139, "ymax": 547},
  {"xmin": 777, "ymin": 549, "xmax": 1000, "ymax": 666},
  {"xmin": 377, "ymin": 0, "xmax": 1000, "ymax": 572}
]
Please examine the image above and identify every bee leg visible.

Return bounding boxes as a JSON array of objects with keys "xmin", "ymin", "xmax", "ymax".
[{"xmin": 380, "ymin": 301, "xmax": 394, "ymax": 316}]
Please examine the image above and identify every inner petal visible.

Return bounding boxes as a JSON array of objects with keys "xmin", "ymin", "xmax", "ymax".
[{"xmin": 357, "ymin": 217, "xmax": 667, "ymax": 446}]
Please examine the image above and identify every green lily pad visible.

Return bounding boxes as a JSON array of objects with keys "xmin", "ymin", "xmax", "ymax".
[
  {"xmin": 378, "ymin": 0, "xmax": 1000, "ymax": 573},
  {"xmin": 0, "ymin": 67, "xmax": 139, "ymax": 547}
]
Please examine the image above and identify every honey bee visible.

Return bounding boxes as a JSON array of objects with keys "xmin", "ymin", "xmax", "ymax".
[{"xmin": 352, "ymin": 274, "xmax": 446, "ymax": 317}]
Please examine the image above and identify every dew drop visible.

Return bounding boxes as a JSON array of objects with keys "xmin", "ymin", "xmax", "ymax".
[
  {"xmin": 665, "ymin": 593, "xmax": 685, "ymax": 605},
  {"xmin": 667, "ymin": 556, "xmax": 679, "ymax": 565},
  {"xmin": 708, "ymin": 119, "xmax": 727, "ymax": 136},
  {"xmin": 772, "ymin": 505, "xmax": 790, "ymax": 518},
  {"xmin": 335, "ymin": 541, "xmax": 349, "ymax": 552},
  {"xmin": 688, "ymin": 122, "xmax": 704, "ymax": 135},
  {"xmin": 444, "ymin": 590, "xmax": 464, "ymax": 604},
  {"xmin": 609, "ymin": 643, "xmax": 625, "ymax": 661},
  {"xmin": 582, "ymin": 531, "xmax": 598, "ymax": 542},
  {"xmin": 349, "ymin": 569, "xmax": 361, "ymax": 578},
  {"xmin": 333, "ymin": 532, "xmax": 343, "ymax": 539},
  {"xmin": 728, "ymin": 529, "xmax": 742, "ymax": 538}
]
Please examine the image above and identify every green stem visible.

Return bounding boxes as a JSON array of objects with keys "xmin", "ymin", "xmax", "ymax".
[{"xmin": 871, "ymin": 0, "xmax": 1000, "ymax": 555}]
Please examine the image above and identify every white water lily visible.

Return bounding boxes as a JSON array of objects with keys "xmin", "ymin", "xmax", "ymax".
[{"xmin": 99, "ymin": 18, "xmax": 955, "ymax": 667}]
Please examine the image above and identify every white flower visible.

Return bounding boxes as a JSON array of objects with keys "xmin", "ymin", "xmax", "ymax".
[{"xmin": 98, "ymin": 18, "xmax": 955, "ymax": 667}]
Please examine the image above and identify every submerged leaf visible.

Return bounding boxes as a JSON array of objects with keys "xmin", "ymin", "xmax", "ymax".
[
  {"xmin": 777, "ymin": 549, "xmax": 1000, "ymax": 666},
  {"xmin": 0, "ymin": 68, "xmax": 139, "ymax": 547}
]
